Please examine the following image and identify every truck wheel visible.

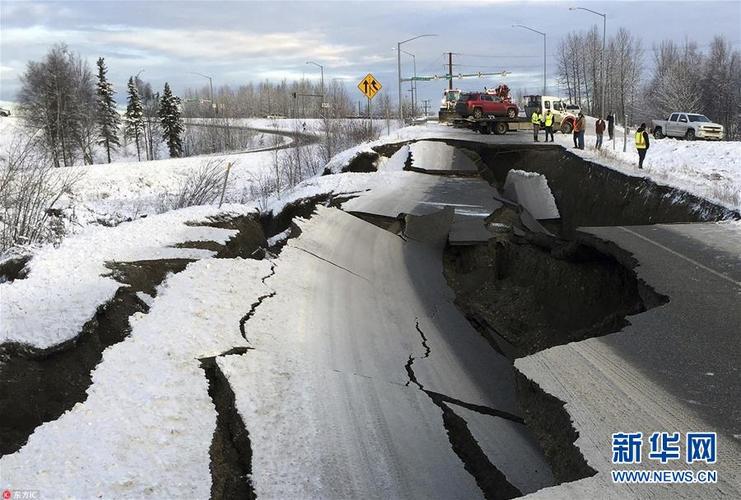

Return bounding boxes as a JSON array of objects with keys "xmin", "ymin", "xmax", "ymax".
[
  {"xmin": 686, "ymin": 129, "xmax": 695, "ymax": 141},
  {"xmin": 473, "ymin": 108, "xmax": 483, "ymax": 119},
  {"xmin": 506, "ymin": 108, "xmax": 517, "ymax": 119},
  {"xmin": 560, "ymin": 121, "xmax": 573, "ymax": 134},
  {"xmin": 653, "ymin": 128, "xmax": 664, "ymax": 139},
  {"xmin": 494, "ymin": 122, "xmax": 508, "ymax": 135}
]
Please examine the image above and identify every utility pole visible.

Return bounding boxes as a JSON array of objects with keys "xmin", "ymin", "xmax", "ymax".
[
  {"xmin": 397, "ymin": 34, "xmax": 437, "ymax": 122},
  {"xmin": 448, "ymin": 52, "xmax": 453, "ymax": 90}
]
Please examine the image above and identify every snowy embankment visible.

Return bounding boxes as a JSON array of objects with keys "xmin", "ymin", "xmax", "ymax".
[
  {"xmin": 0, "ymin": 257, "xmax": 272, "ymax": 499},
  {"xmin": 553, "ymin": 117, "xmax": 741, "ymax": 211},
  {"xmin": 0, "ymin": 204, "xmax": 256, "ymax": 350}
]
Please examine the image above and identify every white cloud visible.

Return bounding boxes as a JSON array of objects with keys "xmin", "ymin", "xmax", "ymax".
[{"xmin": 98, "ymin": 27, "xmax": 358, "ymax": 63}]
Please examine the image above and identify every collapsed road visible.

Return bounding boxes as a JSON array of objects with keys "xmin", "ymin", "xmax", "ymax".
[{"xmin": 1, "ymin": 134, "xmax": 739, "ymax": 499}]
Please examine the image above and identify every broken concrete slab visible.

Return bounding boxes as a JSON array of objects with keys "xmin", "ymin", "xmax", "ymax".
[
  {"xmin": 408, "ymin": 140, "xmax": 479, "ymax": 175},
  {"xmin": 342, "ymin": 171, "xmax": 501, "ymax": 245},
  {"xmin": 503, "ymin": 169, "xmax": 560, "ymax": 220}
]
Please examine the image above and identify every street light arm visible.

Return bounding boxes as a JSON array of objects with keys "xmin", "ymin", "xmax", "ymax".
[
  {"xmin": 190, "ymin": 71, "xmax": 212, "ymax": 82},
  {"xmin": 570, "ymin": 6, "xmax": 605, "ymax": 18},
  {"xmin": 399, "ymin": 33, "xmax": 437, "ymax": 45},
  {"xmin": 512, "ymin": 24, "xmax": 545, "ymax": 36}
]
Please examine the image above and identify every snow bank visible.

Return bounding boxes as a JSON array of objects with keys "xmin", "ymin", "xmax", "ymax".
[
  {"xmin": 0, "ymin": 204, "xmax": 256, "ymax": 350},
  {"xmin": 555, "ymin": 119, "xmax": 741, "ymax": 211},
  {"xmin": 0, "ymin": 257, "xmax": 272, "ymax": 498}
]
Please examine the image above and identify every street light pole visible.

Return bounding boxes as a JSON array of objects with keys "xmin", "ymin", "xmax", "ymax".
[
  {"xmin": 397, "ymin": 34, "xmax": 437, "ymax": 122},
  {"xmin": 395, "ymin": 48, "xmax": 417, "ymax": 118},
  {"xmin": 570, "ymin": 7, "xmax": 607, "ymax": 117},
  {"xmin": 191, "ymin": 72, "xmax": 215, "ymax": 116},
  {"xmin": 306, "ymin": 61, "xmax": 324, "ymax": 99},
  {"xmin": 513, "ymin": 24, "xmax": 546, "ymax": 96}
]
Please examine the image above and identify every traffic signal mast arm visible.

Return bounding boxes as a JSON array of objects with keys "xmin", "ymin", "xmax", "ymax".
[{"xmin": 402, "ymin": 70, "xmax": 511, "ymax": 82}]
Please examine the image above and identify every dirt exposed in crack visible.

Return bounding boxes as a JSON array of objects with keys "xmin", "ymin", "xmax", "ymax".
[
  {"xmin": 199, "ymin": 355, "xmax": 256, "ymax": 500},
  {"xmin": 0, "ymin": 255, "xmax": 31, "ymax": 283},
  {"xmin": 184, "ymin": 214, "xmax": 268, "ymax": 259},
  {"xmin": 0, "ymin": 258, "xmax": 192, "ymax": 456},
  {"xmin": 514, "ymin": 372, "xmax": 597, "ymax": 484},
  {"xmin": 444, "ymin": 235, "xmax": 667, "ymax": 358}
]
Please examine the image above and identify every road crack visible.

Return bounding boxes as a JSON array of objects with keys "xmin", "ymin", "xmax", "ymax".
[
  {"xmin": 239, "ymin": 261, "xmax": 277, "ymax": 343},
  {"xmin": 404, "ymin": 318, "xmax": 523, "ymax": 499},
  {"xmin": 292, "ymin": 245, "xmax": 370, "ymax": 282}
]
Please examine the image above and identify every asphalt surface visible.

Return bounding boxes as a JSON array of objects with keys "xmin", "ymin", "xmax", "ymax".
[{"xmin": 343, "ymin": 172, "xmax": 502, "ymax": 245}]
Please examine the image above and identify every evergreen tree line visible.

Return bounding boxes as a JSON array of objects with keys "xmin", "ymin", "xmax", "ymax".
[
  {"xmin": 18, "ymin": 43, "xmax": 186, "ymax": 165},
  {"xmin": 556, "ymin": 30, "xmax": 740, "ymax": 138}
]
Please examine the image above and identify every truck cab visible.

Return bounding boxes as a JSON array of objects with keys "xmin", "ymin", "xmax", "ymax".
[{"xmin": 524, "ymin": 95, "xmax": 577, "ymax": 133}]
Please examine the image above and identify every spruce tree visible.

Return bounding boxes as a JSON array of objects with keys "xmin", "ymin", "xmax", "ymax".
[
  {"xmin": 159, "ymin": 82, "xmax": 184, "ymax": 158},
  {"xmin": 95, "ymin": 57, "xmax": 120, "ymax": 163},
  {"xmin": 124, "ymin": 76, "xmax": 145, "ymax": 161}
]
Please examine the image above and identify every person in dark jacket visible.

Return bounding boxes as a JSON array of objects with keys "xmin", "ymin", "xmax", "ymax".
[
  {"xmin": 595, "ymin": 117, "xmax": 606, "ymax": 149},
  {"xmin": 635, "ymin": 123, "xmax": 650, "ymax": 169},
  {"xmin": 607, "ymin": 112, "xmax": 615, "ymax": 140}
]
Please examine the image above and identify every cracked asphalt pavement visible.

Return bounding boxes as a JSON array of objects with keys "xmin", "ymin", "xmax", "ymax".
[{"xmin": 226, "ymin": 203, "xmax": 554, "ymax": 498}]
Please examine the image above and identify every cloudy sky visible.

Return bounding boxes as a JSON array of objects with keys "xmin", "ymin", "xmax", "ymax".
[{"xmin": 1, "ymin": 0, "xmax": 740, "ymax": 107}]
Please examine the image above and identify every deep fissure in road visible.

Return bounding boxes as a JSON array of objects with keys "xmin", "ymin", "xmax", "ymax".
[
  {"xmin": 199, "ymin": 354, "xmax": 256, "ymax": 500},
  {"xmin": 0, "ymin": 258, "xmax": 192, "ymax": 456},
  {"xmin": 404, "ymin": 319, "xmax": 523, "ymax": 500}
]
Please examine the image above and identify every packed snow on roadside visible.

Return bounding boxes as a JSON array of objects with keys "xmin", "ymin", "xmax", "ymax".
[
  {"xmin": 0, "ymin": 257, "xmax": 272, "ymax": 499},
  {"xmin": 552, "ymin": 118, "xmax": 741, "ymax": 211},
  {"xmin": 0, "ymin": 204, "xmax": 256, "ymax": 350}
]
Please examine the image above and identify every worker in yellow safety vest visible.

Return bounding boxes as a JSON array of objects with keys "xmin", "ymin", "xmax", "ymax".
[
  {"xmin": 635, "ymin": 123, "xmax": 650, "ymax": 169},
  {"xmin": 543, "ymin": 110, "xmax": 554, "ymax": 142},
  {"xmin": 531, "ymin": 110, "xmax": 541, "ymax": 142}
]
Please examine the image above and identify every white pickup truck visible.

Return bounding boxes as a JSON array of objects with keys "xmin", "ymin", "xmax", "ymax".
[{"xmin": 651, "ymin": 112, "xmax": 724, "ymax": 140}]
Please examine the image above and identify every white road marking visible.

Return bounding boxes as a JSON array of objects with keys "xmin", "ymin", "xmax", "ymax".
[{"xmin": 618, "ymin": 226, "xmax": 741, "ymax": 287}]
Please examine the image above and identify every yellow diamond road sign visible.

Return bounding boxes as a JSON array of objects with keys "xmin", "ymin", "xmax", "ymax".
[{"xmin": 358, "ymin": 73, "xmax": 382, "ymax": 100}]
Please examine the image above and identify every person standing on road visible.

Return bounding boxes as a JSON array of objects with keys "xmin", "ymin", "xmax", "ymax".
[
  {"xmin": 531, "ymin": 110, "xmax": 541, "ymax": 142},
  {"xmin": 595, "ymin": 117, "xmax": 605, "ymax": 149},
  {"xmin": 543, "ymin": 110, "xmax": 554, "ymax": 142},
  {"xmin": 575, "ymin": 112, "xmax": 586, "ymax": 149},
  {"xmin": 607, "ymin": 112, "xmax": 615, "ymax": 140},
  {"xmin": 635, "ymin": 123, "xmax": 650, "ymax": 169}
]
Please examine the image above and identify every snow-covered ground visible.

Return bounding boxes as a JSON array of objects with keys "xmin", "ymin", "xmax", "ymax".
[
  {"xmin": 0, "ymin": 256, "xmax": 272, "ymax": 498},
  {"xmin": 0, "ymin": 204, "xmax": 256, "ymax": 350}
]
